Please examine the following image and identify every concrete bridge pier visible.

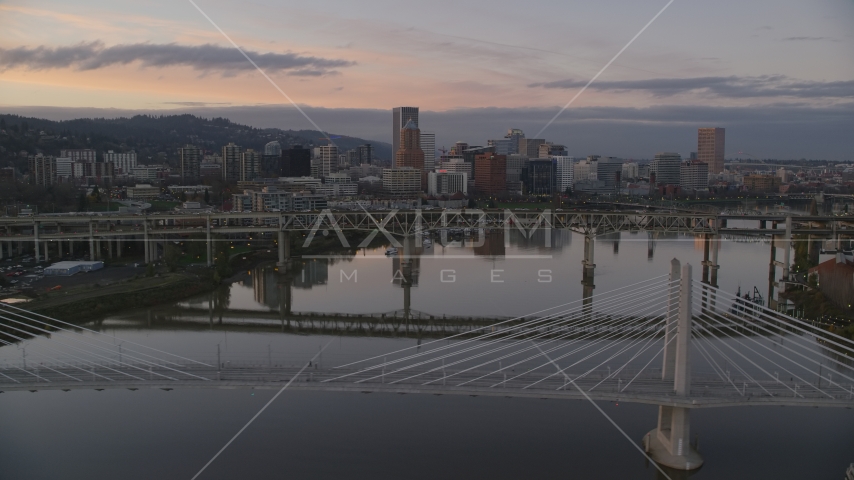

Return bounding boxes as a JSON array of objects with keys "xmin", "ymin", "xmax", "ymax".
[
  {"xmin": 277, "ymin": 230, "xmax": 290, "ymax": 268},
  {"xmin": 34, "ymin": 221, "xmax": 40, "ymax": 263},
  {"xmin": 0, "ymin": 241, "xmax": 3, "ymax": 260},
  {"xmin": 69, "ymin": 240, "xmax": 74, "ymax": 257},
  {"xmin": 647, "ymin": 260, "xmax": 703, "ymax": 471},
  {"xmin": 43, "ymin": 240, "xmax": 49, "ymax": 263},
  {"xmin": 206, "ymin": 217, "xmax": 212, "ymax": 267},
  {"xmin": 88, "ymin": 222, "xmax": 95, "ymax": 262},
  {"xmin": 143, "ymin": 222, "xmax": 150, "ymax": 264}
]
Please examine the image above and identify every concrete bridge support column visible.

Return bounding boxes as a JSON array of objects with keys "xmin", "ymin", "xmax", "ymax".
[
  {"xmin": 17, "ymin": 241, "xmax": 23, "ymax": 255},
  {"xmin": 206, "ymin": 217, "xmax": 212, "ymax": 267},
  {"xmin": 782, "ymin": 216, "xmax": 792, "ymax": 284},
  {"xmin": 143, "ymin": 222, "xmax": 150, "ymax": 264},
  {"xmin": 107, "ymin": 237, "xmax": 113, "ymax": 259},
  {"xmin": 662, "ymin": 259, "xmax": 681, "ymax": 382},
  {"xmin": 117, "ymin": 237, "xmax": 122, "ymax": 258},
  {"xmin": 57, "ymin": 240, "xmax": 62, "ymax": 259},
  {"xmin": 645, "ymin": 261, "xmax": 702, "ymax": 470},
  {"xmin": 34, "ymin": 221, "xmax": 40, "ymax": 263},
  {"xmin": 43, "ymin": 241, "xmax": 48, "ymax": 263},
  {"xmin": 89, "ymin": 223, "xmax": 95, "ymax": 262},
  {"xmin": 768, "ymin": 234, "xmax": 778, "ymax": 310},
  {"xmin": 277, "ymin": 230, "xmax": 290, "ymax": 268}
]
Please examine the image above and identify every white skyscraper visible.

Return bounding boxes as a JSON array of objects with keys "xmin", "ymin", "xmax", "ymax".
[
  {"xmin": 318, "ymin": 145, "xmax": 339, "ymax": 178},
  {"xmin": 421, "ymin": 132, "xmax": 436, "ymax": 172},
  {"xmin": 103, "ymin": 150, "xmax": 138, "ymax": 175},
  {"xmin": 554, "ymin": 156, "xmax": 575, "ymax": 193}
]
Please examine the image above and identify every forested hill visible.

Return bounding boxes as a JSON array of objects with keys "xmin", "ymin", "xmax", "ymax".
[{"xmin": 0, "ymin": 113, "xmax": 392, "ymax": 164}]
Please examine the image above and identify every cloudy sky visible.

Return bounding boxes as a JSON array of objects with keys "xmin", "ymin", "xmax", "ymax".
[{"xmin": 1, "ymin": 0, "xmax": 852, "ymax": 159}]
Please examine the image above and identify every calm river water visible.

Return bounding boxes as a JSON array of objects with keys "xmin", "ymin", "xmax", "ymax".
[{"xmin": 1, "ymin": 226, "xmax": 852, "ymax": 479}]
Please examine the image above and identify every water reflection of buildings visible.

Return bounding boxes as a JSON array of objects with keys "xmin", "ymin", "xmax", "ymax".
[
  {"xmin": 473, "ymin": 232, "xmax": 505, "ymax": 257},
  {"xmin": 252, "ymin": 260, "xmax": 329, "ymax": 309},
  {"xmin": 392, "ymin": 252, "xmax": 420, "ymax": 286},
  {"xmin": 501, "ymin": 229, "xmax": 572, "ymax": 252},
  {"xmin": 294, "ymin": 260, "xmax": 329, "ymax": 289}
]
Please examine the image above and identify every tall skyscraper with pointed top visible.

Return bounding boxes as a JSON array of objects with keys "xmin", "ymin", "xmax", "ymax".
[
  {"xmin": 395, "ymin": 119, "xmax": 425, "ymax": 190},
  {"xmin": 392, "ymin": 107, "xmax": 419, "ymax": 156}
]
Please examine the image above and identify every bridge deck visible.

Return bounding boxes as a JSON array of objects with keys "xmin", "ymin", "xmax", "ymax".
[{"xmin": 3, "ymin": 364, "xmax": 852, "ymax": 409}]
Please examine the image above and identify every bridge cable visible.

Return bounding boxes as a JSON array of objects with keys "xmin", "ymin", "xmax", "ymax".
[
  {"xmin": 332, "ymin": 275, "xmax": 669, "ymax": 370},
  {"xmin": 531, "ymin": 341, "xmax": 674, "ymax": 480},
  {"xmin": 334, "ymin": 279, "xmax": 672, "ymax": 383},
  {"xmin": 0, "ymin": 303, "xmax": 213, "ymax": 367}
]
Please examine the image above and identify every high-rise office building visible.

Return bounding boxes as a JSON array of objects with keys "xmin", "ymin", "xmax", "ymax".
[
  {"xmin": 264, "ymin": 140, "xmax": 282, "ymax": 157},
  {"xmin": 240, "ymin": 149, "xmax": 261, "ymax": 181},
  {"xmin": 698, "ymin": 127, "xmax": 725, "ymax": 174},
  {"xmin": 395, "ymin": 120, "xmax": 425, "ymax": 189},
  {"xmin": 527, "ymin": 159, "xmax": 554, "ymax": 194},
  {"xmin": 382, "ymin": 167, "xmax": 421, "ymax": 196},
  {"xmin": 520, "ymin": 138, "xmax": 546, "ymax": 158},
  {"xmin": 505, "ymin": 154, "xmax": 529, "ymax": 194},
  {"xmin": 222, "ymin": 142, "xmax": 243, "ymax": 182},
  {"xmin": 358, "ymin": 144, "xmax": 373, "ymax": 165},
  {"xmin": 680, "ymin": 160, "xmax": 710, "ymax": 192},
  {"xmin": 55, "ymin": 157, "xmax": 73, "ymax": 181},
  {"xmin": 451, "ymin": 141, "xmax": 469, "ymax": 156},
  {"xmin": 281, "ymin": 145, "xmax": 311, "ymax": 177},
  {"xmin": 505, "ymin": 128, "xmax": 525, "ymax": 155},
  {"xmin": 596, "ymin": 157, "xmax": 624, "ymax": 189},
  {"xmin": 487, "ymin": 138, "xmax": 515, "ymax": 155},
  {"xmin": 420, "ymin": 132, "xmax": 436, "ymax": 173},
  {"xmin": 179, "ymin": 145, "xmax": 201, "ymax": 180},
  {"xmin": 474, "ymin": 154, "xmax": 507, "ymax": 196},
  {"xmin": 317, "ymin": 145, "xmax": 339, "ymax": 178},
  {"xmin": 104, "ymin": 150, "xmax": 138, "ymax": 175},
  {"xmin": 554, "ymin": 156, "xmax": 575, "ymax": 194},
  {"xmin": 622, "ymin": 162, "xmax": 639, "ymax": 181},
  {"xmin": 428, "ymin": 171, "xmax": 468, "ymax": 196},
  {"xmin": 650, "ymin": 152, "xmax": 682, "ymax": 186},
  {"xmin": 539, "ymin": 143, "xmax": 567, "ymax": 158},
  {"xmin": 392, "ymin": 107, "xmax": 419, "ymax": 155},
  {"xmin": 60, "ymin": 149, "xmax": 96, "ymax": 162},
  {"xmin": 28, "ymin": 154, "xmax": 56, "ymax": 186}
]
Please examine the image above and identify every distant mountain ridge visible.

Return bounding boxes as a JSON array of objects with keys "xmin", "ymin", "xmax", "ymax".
[{"xmin": 0, "ymin": 113, "xmax": 392, "ymax": 162}]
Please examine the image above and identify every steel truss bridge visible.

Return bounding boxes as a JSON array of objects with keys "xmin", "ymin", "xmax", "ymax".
[{"xmin": 1, "ymin": 261, "xmax": 853, "ymax": 469}]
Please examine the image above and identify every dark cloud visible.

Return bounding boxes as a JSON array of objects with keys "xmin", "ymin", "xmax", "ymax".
[
  {"xmin": 529, "ymin": 75, "xmax": 854, "ymax": 99},
  {"xmin": 0, "ymin": 41, "xmax": 355, "ymax": 76}
]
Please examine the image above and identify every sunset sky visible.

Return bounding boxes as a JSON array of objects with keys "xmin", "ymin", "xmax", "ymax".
[{"xmin": 1, "ymin": 0, "xmax": 852, "ymax": 158}]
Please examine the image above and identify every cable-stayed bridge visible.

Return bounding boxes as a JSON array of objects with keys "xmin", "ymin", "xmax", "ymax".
[{"xmin": 1, "ymin": 260, "xmax": 853, "ymax": 470}]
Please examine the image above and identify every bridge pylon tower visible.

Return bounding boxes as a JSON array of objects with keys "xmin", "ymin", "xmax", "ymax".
[{"xmin": 644, "ymin": 259, "xmax": 703, "ymax": 471}]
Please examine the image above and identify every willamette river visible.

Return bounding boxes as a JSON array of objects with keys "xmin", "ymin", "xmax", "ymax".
[{"xmin": 2, "ymin": 224, "xmax": 852, "ymax": 479}]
